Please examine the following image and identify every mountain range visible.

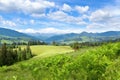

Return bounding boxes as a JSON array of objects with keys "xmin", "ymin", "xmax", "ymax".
[
  {"xmin": 0, "ymin": 27, "xmax": 35, "ymax": 44},
  {"xmin": 0, "ymin": 27, "xmax": 120, "ymax": 44},
  {"xmin": 43, "ymin": 31, "xmax": 120, "ymax": 43}
]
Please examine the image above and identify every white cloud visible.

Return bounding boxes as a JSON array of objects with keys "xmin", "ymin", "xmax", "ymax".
[
  {"xmin": 15, "ymin": 18, "xmax": 28, "ymax": 25},
  {"xmin": 17, "ymin": 27, "xmax": 84, "ymax": 34},
  {"xmin": 30, "ymin": 19, "xmax": 35, "ymax": 24},
  {"xmin": 75, "ymin": 6, "xmax": 89, "ymax": 13},
  {"xmin": 62, "ymin": 4, "xmax": 72, "ymax": 12},
  {"xmin": 0, "ymin": 16, "xmax": 16, "ymax": 27},
  {"xmin": 48, "ymin": 11, "xmax": 86, "ymax": 25},
  {"xmin": 2, "ymin": 20, "xmax": 16, "ymax": 27},
  {"xmin": 86, "ymin": 21, "xmax": 120, "ymax": 32},
  {"xmin": 87, "ymin": 1, "xmax": 120, "ymax": 32},
  {"xmin": 0, "ymin": 0, "xmax": 55, "ymax": 15},
  {"xmin": 89, "ymin": 9, "xmax": 111, "ymax": 22},
  {"xmin": 31, "ymin": 13, "xmax": 46, "ymax": 18}
]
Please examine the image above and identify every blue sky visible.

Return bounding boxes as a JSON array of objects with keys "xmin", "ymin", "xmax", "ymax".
[{"xmin": 0, "ymin": 0, "xmax": 120, "ymax": 34}]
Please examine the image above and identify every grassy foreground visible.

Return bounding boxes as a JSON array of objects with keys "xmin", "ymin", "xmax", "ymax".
[
  {"xmin": 30, "ymin": 45, "xmax": 74, "ymax": 57},
  {"xmin": 0, "ymin": 43, "xmax": 120, "ymax": 80},
  {"xmin": 0, "ymin": 45, "xmax": 74, "ymax": 80}
]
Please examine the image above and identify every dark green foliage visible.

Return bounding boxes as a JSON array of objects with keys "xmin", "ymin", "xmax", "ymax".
[
  {"xmin": 1, "ymin": 42, "xmax": 120, "ymax": 79},
  {"xmin": 1, "ymin": 43, "xmax": 7, "ymax": 65},
  {"xmin": 17, "ymin": 47, "xmax": 22, "ymax": 61},
  {"xmin": 17, "ymin": 42, "xmax": 120, "ymax": 80},
  {"xmin": 6, "ymin": 49, "xmax": 14, "ymax": 65},
  {"xmin": 21, "ymin": 49, "xmax": 27, "ymax": 60},
  {"xmin": 26, "ymin": 44, "xmax": 32, "ymax": 59},
  {"xmin": 0, "ymin": 43, "xmax": 33, "ymax": 66},
  {"xmin": 0, "ymin": 43, "xmax": 15, "ymax": 66},
  {"xmin": 52, "ymin": 41, "xmax": 59, "ymax": 46},
  {"xmin": 28, "ymin": 40, "xmax": 47, "ymax": 45},
  {"xmin": 71, "ymin": 42, "xmax": 79, "ymax": 51}
]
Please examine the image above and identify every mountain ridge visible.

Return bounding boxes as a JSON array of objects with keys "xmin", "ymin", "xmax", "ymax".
[
  {"xmin": 0, "ymin": 27, "xmax": 37, "ymax": 44},
  {"xmin": 43, "ymin": 31, "xmax": 120, "ymax": 43}
]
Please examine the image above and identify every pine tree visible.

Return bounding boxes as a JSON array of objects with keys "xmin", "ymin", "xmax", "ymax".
[
  {"xmin": 26, "ymin": 44, "xmax": 32, "ymax": 59},
  {"xmin": 13, "ymin": 50, "xmax": 18, "ymax": 62},
  {"xmin": 17, "ymin": 47, "xmax": 22, "ymax": 61},
  {"xmin": 6, "ymin": 48, "xmax": 14, "ymax": 65},
  {"xmin": 21, "ymin": 49, "xmax": 26, "ymax": 60},
  {"xmin": 0, "ymin": 49, "xmax": 2, "ymax": 66},
  {"xmin": 1, "ymin": 43, "xmax": 7, "ymax": 65},
  {"xmin": 71, "ymin": 42, "xmax": 79, "ymax": 51}
]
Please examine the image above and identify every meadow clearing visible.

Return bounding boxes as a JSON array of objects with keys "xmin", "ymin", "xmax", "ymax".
[{"xmin": 0, "ymin": 43, "xmax": 120, "ymax": 80}]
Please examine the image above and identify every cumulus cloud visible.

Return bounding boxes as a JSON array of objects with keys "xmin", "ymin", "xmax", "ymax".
[
  {"xmin": 2, "ymin": 20, "xmax": 16, "ymax": 27},
  {"xmin": 48, "ymin": 11, "xmax": 87, "ymax": 25},
  {"xmin": 89, "ymin": 9, "xmax": 111, "ymax": 22},
  {"xmin": 1, "ymin": 0, "xmax": 120, "ymax": 33},
  {"xmin": 0, "ymin": 16, "xmax": 16, "ymax": 27},
  {"xmin": 0, "ymin": 0, "xmax": 55, "ymax": 15},
  {"xmin": 31, "ymin": 13, "xmax": 46, "ymax": 18},
  {"xmin": 87, "ymin": 4, "xmax": 120, "ymax": 32},
  {"xmin": 30, "ymin": 19, "xmax": 35, "ymax": 24},
  {"xmin": 75, "ymin": 6, "xmax": 89, "ymax": 13},
  {"xmin": 18, "ymin": 27, "xmax": 84, "ymax": 34},
  {"xmin": 62, "ymin": 4, "xmax": 72, "ymax": 12}
]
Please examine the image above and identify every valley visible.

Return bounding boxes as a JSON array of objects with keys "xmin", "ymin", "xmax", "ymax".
[
  {"xmin": 0, "ymin": 42, "xmax": 120, "ymax": 80},
  {"xmin": 0, "ymin": 0, "xmax": 120, "ymax": 79}
]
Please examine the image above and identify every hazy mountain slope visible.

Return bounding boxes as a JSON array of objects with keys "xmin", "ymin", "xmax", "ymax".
[
  {"xmin": 44, "ymin": 31, "xmax": 120, "ymax": 43},
  {"xmin": 0, "ymin": 28, "xmax": 36, "ymax": 44},
  {"xmin": 0, "ymin": 28, "xmax": 34, "ymax": 38}
]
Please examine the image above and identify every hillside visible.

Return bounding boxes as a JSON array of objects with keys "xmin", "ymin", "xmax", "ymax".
[
  {"xmin": 0, "ymin": 28, "xmax": 36, "ymax": 44},
  {"xmin": 0, "ymin": 42, "xmax": 120, "ymax": 80},
  {"xmin": 45, "ymin": 31, "xmax": 120, "ymax": 43}
]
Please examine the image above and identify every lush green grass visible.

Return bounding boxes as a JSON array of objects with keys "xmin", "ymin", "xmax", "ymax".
[
  {"xmin": 31, "ymin": 45, "xmax": 73, "ymax": 57},
  {"xmin": 21, "ymin": 45, "xmax": 74, "ymax": 58},
  {"xmin": 0, "ymin": 45, "xmax": 74, "ymax": 80},
  {"xmin": 0, "ymin": 43, "xmax": 120, "ymax": 80}
]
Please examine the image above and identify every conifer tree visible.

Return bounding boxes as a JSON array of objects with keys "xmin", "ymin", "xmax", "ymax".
[
  {"xmin": 13, "ymin": 50, "xmax": 18, "ymax": 62},
  {"xmin": 6, "ymin": 48, "xmax": 14, "ymax": 65},
  {"xmin": 21, "ymin": 49, "xmax": 27, "ymax": 60},
  {"xmin": 26, "ymin": 44, "xmax": 32, "ymax": 59},
  {"xmin": 0, "ymin": 50, "xmax": 2, "ymax": 66},
  {"xmin": 17, "ymin": 47, "xmax": 22, "ymax": 61},
  {"xmin": 1, "ymin": 43, "xmax": 7, "ymax": 65}
]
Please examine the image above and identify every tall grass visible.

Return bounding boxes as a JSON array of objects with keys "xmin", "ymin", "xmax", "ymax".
[{"xmin": 0, "ymin": 43, "xmax": 120, "ymax": 80}]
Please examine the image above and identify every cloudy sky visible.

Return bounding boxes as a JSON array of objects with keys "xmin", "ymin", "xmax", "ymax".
[{"xmin": 0, "ymin": 0, "xmax": 120, "ymax": 34}]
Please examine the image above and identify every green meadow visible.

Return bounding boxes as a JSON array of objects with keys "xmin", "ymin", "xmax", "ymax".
[
  {"xmin": 31, "ymin": 45, "xmax": 74, "ymax": 57},
  {"xmin": 0, "ymin": 43, "xmax": 120, "ymax": 80}
]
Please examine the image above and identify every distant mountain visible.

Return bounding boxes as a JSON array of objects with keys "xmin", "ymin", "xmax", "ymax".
[
  {"xmin": 28, "ymin": 33, "xmax": 56, "ymax": 40},
  {"xmin": 0, "ymin": 27, "xmax": 36, "ymax": 44},
  {"xmin": 45, "ymin": 31, "xmax": 120, "ymax": 43},
  {"xmin": 45, "ymin": 33, "xmax": 79, "ymax": 42}
]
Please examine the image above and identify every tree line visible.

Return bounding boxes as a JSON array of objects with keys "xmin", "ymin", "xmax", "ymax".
[
  {"xmin": 70, "ymin": 41, "xmax": 120, "ymax": 51},
  {"xmin": 0, "ymin": 43, "xmax": 32, "ymax": 66}
]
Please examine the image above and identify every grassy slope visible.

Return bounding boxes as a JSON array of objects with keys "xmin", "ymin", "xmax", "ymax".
[
  {"xmin": 0, "ymin": 45, "xmax": 74, "ymax": 80},
  {"xmin": 31, "ymin": 45, "xmax": 74, "ymax": 57},
  {"xmin": 0, "ymin": 43, "xmax": 120, "ymax": 80}
]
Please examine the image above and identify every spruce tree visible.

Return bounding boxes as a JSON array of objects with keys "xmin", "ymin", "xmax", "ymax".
[
  {"xmin": 0, "ymin": 49, "xmax": 2, "ymax": 66},
  {"xmin": 17, "ymin": 47, "xmax": 22, "ymax": 61},
  {"xmin": 1, "ymin": 43, "xmax": 7, "ymax": 65},
  {"xmin": 26, "ymin": 44, "xmax": 32, "ymax": 59},
  {"xmin": 13, "ymin": 50, "xmax": 18, "ymax": 62},
  {"xmin": 6, "ymin": 48, "xmax": 14, "ymax": 65},
  {"xmin": 21, "ymin": 49, "xmax": 27, "ymax": 60}
]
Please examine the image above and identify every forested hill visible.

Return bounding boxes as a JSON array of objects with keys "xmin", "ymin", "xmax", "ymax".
[
  {"xmin": 0, "ymin": 27, "xmax": 36, "ymax": 44},
  {"xmin": 45, "ymin": 31, "xmax": 120, "ymax": 43},
  {"xmin": 0, "ymin": 27, "xmax": 34, "ymax": 38}
]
